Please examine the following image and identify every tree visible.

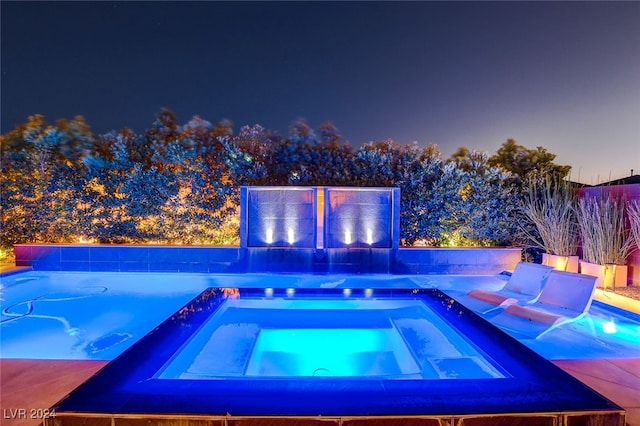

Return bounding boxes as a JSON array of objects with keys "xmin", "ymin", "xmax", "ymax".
[
  {"xmin": 288, "ymin": 117, "xmax": 316, "ymax": 145},
  {"xmin": 450, "ymin": 146, "xmax": 491, "ymax": 173},
  {"xmin": 317, "ymin": 121, "xmax": 341, "ymax": 145},
  {"xmin": 488, "ymin": 139, "xmax": 571, "ymax": 183},
  {"xmin": 221, "ymin": 124, "xmax": 274, "ymax": 187}
]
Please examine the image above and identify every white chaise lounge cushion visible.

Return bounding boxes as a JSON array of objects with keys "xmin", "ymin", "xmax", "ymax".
[
  {"xmin": 534, "ymin": 270, "xmax": 598, "ymax": 314},
  {"xmin": 489, "ymin": 270, "xmax": 598, "ymax": 339},
  {"xmin": 501, "ymin": 261, "xmax": 555, "ymax": 296},
  {"xmin": 465, "ymin": 262, "xmax": 554, "ymax": 312}
]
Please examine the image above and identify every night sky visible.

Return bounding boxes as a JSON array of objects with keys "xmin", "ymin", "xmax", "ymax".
[{"xmin": 2, "ymin": 1, "xmax": 639, "ymax": 184}]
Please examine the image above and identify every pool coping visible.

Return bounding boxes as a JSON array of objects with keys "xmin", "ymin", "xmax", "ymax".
[
  {"xmin": 42, "ymin": 411, "xmax": 627, "ymax": 426},
  {"xmin": 595, "ymin": 289, "xmax": 640, "ymax": 316},
  {"xmin": 0, "ymin": 264, "xmax": 32, "ymax": 277}
]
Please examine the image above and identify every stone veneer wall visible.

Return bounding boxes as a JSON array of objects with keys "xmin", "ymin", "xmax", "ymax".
[{"xmin": 14, "ymin": 244, "xmax": 521, "ymax": 275}]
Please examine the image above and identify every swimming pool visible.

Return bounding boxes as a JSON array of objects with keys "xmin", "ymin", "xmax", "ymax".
[
  {"xmin": 155, "ymin": 295, "xmax": 505, "ymax": 380},
  {"xmin": 2, "ymin": 270, "xmax": 639, "ymax": 361},
  {"xmin": 0, "ymin": 271, "xmax": 211, "ymax": 359},
  {"xmin": 53, "ymin": 288, "xmax": 621, "ymax": 418},
  {"xmin": 0, "ymin": 271, "xmax": 417, "ymax": 360}
]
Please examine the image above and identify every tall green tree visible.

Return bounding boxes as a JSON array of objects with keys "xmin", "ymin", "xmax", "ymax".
[{"xmin": 488, "ymin": 139, "xmax": 571, "ymax": 183}]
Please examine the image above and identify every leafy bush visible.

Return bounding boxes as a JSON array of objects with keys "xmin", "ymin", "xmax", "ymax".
[{"xmin": 2, "ymin": 112, "xmax": 563, "ymax": 250}]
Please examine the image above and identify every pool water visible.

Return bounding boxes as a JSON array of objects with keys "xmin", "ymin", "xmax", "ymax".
[
  {"xmin": 156, "ymin": 298, "xmax": 504, "ymax": 380},
  {"xmin": 1, "ymin": 271, "xmax": 639, "ymax": 361},
  {"xmin": 52, "ymin": 288, "xmax": 621, "ymax": 417},
  {"xmin": 245, "ymin": 328, "xmax": 419, "ymax": 377},
  {"xmin": 0, "ymin": 271, "xmax": 211, "ymax": 359}
]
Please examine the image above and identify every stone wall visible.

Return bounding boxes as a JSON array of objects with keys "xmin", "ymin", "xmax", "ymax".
[{"xmin": 14, "ymin": 244, "xmax": 521, "ymax": 275}]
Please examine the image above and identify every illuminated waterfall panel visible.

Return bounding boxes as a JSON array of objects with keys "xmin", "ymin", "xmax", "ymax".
[
  {"xmin": 324, "ymin": 187, "xmax": 399, "ymax": 249},
  {"xmin": 241, "ymin": 187, "xmax": 317, "ymax": 248},
  {"xmin": 239, "ymin": 186, "xmax": 400, "ymax": 271}
]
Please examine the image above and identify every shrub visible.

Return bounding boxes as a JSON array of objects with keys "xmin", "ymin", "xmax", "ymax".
[
  {"xmin": 577, "ymin": 195, "xmax": 634, "ymax": 265},
  {"xmin": 520, "ymin": 177, "xmax": 579, "ymax": 256}
]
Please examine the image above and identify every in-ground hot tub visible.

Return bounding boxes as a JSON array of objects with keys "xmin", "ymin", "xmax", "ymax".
[{"xmin": 53, "ymin": 288, "xmax": 623, "ymax": 425}]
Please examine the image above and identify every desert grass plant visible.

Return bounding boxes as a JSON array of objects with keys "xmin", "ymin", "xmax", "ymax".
[
  {"xmin": 521, "ymin": 177, "xmax": 579, "ymax": 256},
  {"xmin": 628, "ymin": 200, "xmax": 640, "ymax": 251},
  {"xmin": 577, "ymin": 195, "xmax": 635, "ymax": 265}
]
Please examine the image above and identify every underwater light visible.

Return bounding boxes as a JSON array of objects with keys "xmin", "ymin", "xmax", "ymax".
[
  {"xmin": 286, "ymin": 288, "xmax": 295, "ymax": 297},
  {"xmin": 603, "ymin": 321, "xmax": 617, "ymax": 334},
  {"xmin": 264, "ymin": 288, "xmax": 274, "ymax": 298},
  {"xmin": 265, "ymin": 228, "xmax": 274, "ymax": 244},
  {"xmin": 342, "ymin": 288, "xmax": 352, "ymax": 297},
  {"xmin": 287, "ymin": 228, "xmax": 295, "ymax": 245},
  {"xmin": 366, "ymin": 228, "xmax": 373, "ymax": 245},
  {"xmin": 364, "ymin": 288, "xmax": 374, "ymax": 298}
]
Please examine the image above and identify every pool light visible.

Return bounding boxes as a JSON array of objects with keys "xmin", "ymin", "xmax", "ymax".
[
  {"xmin": 265, "ymin": 228, "xmax": 274, "ymax": 244},
  {"xmin": 366, "ymin": 228, "xmax": 373, "ymax": 245},
  {"xmin": 286, "ymin": 288, "xmax": 295, "ymax": 297},
  {"xmin": 364, "ymin": 288, "xmax": 374, "ymax": 298},
  {"xmin": 603, "ymin": 321, "xmax": 617, "ymax": 334},
  {"xmin": 287, "ymin": 227, "xmax": 295, "ymax": 245},
  {"xmin": 344, "ymin": 229, "xmax": 352, "ymax": 245},
  {"xmin": 342, "ymin": 288, "xmax": 352, "ymax": 297},
  {"xmin": 264, "ymin": 288, "xmax": 274, "ymax": 298}
]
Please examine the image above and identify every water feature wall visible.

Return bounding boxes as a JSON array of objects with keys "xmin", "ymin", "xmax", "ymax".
[
  {"xmin": 324, "ymin": 187, "xmax": 399, "ymax": 249},
  {"xmin": 240, "ymin": 186, "xmax": 400, "ymax": 272},
  {"xmin": 240, "ymin": 187, "xmax": 317, "ymax": 248}
]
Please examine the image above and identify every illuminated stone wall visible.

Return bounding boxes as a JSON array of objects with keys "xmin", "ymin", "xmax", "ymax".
[{"xmin": 12, "ymin": 244, "xmax": 521, "ymax": 274}]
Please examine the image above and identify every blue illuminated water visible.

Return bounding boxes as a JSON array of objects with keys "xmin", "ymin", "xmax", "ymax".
[
  {"xmin": 53, "ymin": 287, "xmax": 623, "ymax": 417},
  {"xmin": 0, "ymin": 272, "xmax": 210, "ymax": 359},
  {"xmin": 246, "ymin": 328, "xmax": 417, "ymax": 377},
  {"xmin": 1, "ymin": 271, "xmax": 639, "ymax": 361},
  {"xmin": 156, "ymin": 298, "xmax": 505, "ymax": 379}
]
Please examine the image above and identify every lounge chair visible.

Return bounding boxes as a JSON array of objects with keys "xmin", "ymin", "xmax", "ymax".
[
  {"xmin": 464, "ymin": 262, "xmax": 554, "ymax": 314},
  {"xmin": 489, "ymin": 270, "xmax": 598, "ymax": 339}
]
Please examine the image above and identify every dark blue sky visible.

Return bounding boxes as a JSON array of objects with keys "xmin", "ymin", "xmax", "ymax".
[{"xmin": 2, "ymin": 1, "xmax": 639, "ymax": 184}]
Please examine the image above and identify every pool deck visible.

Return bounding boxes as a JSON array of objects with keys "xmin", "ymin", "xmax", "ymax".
[
  {"xmin": 0, "ymin": 359, "xmax": 107, "ymax": 426},
  {"xmin": 553, "ymin": 358, "xmax": 640, "ymax": 426},
  {"xmin": 0, "ymin": 264, "xmax": 31, "ymax": 277}
]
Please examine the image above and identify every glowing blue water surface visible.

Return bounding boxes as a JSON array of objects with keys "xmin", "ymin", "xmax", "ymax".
[
  {"xmin": 155, "ymin": 298, "xmax": 505, "ymax": 380},
  {"xmin": 1, "ymin": 271, "xmax": 639, "ymax": 361},
  {"xmin": 53, "ymin": 287, "xmax": 623, "ymax": 417}
]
